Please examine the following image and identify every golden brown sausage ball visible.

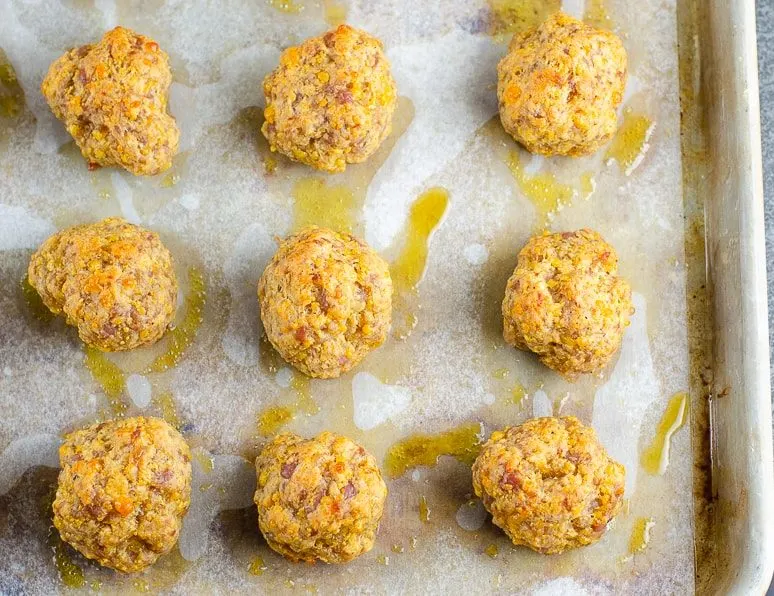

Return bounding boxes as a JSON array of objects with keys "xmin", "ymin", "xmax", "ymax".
[
  {"xmin": 258, "ymin": 226, "xmax": 392, "ymax": 379},
  {"xmin": 497, "ymin": 12, "xmax": 627, "ymax": 156},
  {"xmin": 53, "ymin": 417, "xmax": 191, "ymax": 572},
  {"xmin": 41, "ymin": 26, "xmax": 179, "ymax": 176},
  {"xmin": 28, "ymin": 217, "xmax": 178, "ymax": 352},
  {"xmin": 472, "ymin": 416, "xmax": 625, "ymax": 554},
  {"xmin": 502, "ymin": 229, "xmax": 632, "ymax": 378},
  {"xmin": 261, "ymin": 24, "xmax": 397, "ymax": 173},
  {"xmin": 254, "ymin": 431, "xmax": 387, "ymax": 563}
]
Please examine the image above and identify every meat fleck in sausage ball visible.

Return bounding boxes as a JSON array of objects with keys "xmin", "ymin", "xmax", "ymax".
[
  {"xmin": 258, "ymin": 226, "xmax": 392, "ymax": 379},
  {"xmin": 53, "ymin": 417, "xmax": 192, "ymax": 572},
  {"xmin": 28, "ymin": 217, "xmax": 178, "ymax": 352},
  {"xmin": 472, "ymin": 416, "xmax": 625, "ymax": 554},
  {"xmin": 261, "ymin": 24, "xmax": 397, "ymax": 173},
  {"xmin": 254, "ymin": 431, "xmax": 387, "ymax": 563},
  {"xmin": 502, "ymin": 229, "xmax": 632, "ymax": 378},
  {"xmin": 41, "ymin": 26, "xmax": 179, "ymax": 176},
  {"xmin": 497, "ymin": 12, "xmax": 627, "ymax": 157}
]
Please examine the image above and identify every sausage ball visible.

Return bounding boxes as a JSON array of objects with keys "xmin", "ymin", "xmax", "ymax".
[
  {"xmin": 41, "ymin": 26, "xmax": 179, "ymax": 175},
  {"xmin": 258, "ymin": 226, "xmax": 392, "ymax": 379},
  {"xmin": 28, "ymin": 217, "xmax": 178, "ymax": 352},
  {"xmin": 497, "ymin": 12, "xmax": 627, "ymax": 156},
  {"xmin": 254, "ymin": 431, "xmax": 387, "ymax": 563},
  {"xmin": 502, "ymin": 229, "xmax": 632, "ymax": 378},
  {"xmin": 261, "ymin": 24, "xmax": 397, "ymax": 173},
  {"xmin": 472, "ymin": 417, "xmax": 625, "ymax": 554},
  {"xmin": 53, "ymin": 417, "xmax": 192, "ymax": 572}
]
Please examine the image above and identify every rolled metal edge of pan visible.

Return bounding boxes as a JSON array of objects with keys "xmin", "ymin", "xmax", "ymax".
[{"xmin": 702, "ymin": 0, "xmax": 774, "ymax": 593}]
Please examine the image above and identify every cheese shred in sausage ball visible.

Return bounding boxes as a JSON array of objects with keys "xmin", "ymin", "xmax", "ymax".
[
  {"xmin": 472, "ymin": 417, "xmax": 625, "ymax": 554},
  {"xmin": 254, "ymin": 432, "xmax": 387, "ymax": 563},
  {"xmin": 502, "ymin": 229, "xmax": 632, "ymax": 378},
  {"xmin": 258, "ymin": 226, "xmax": 392, "ymax": 379},
  {"xmin": 53, "ymin": 417, "xmax": 192, "ymax": 572},
  {"xmin": 41, "ymin": 26, "xmax": 179, "ymax": 176},
  {"xmin": 261, "ymin": 24, "xmax": 397, "ymax": 173},
  {"xmin": 497, "ymin": 12, "xmax": 627, "ymax": 156},
  {"xmin": 28, "ymin": 217, "xmax": 178, "ymax": 352}
]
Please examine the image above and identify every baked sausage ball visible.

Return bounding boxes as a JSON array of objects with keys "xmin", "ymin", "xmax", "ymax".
[
  {"xmin": 497, "ymin": 12, "xmax": 627, "ymax": 156},
  {"xmin": 258, "ymin": 226, "xmax": 392, "ymax": 379},
  {"xmin": 254, "ymin": 432, "xmax": 387, "ymax": 563},
  {"xmin": 472, "ymin": 417, "xmax": 625, "ymax": 554},
  {"xmin": 261, "ymin": 24, "xmax": 397, "ymax": 173},
  {"xmin": 28, "ymin": 217, "xmax": 178, "ymax": 352},
  {"xmin": 502, "ymin": 229, "xmax": 632, "ymax": 378},
  {"xmin": 53, "ymin": 417, "xmax": 192, "ymax": 572},
  {"xmin": 41, "ymin": 26, "xmax": 179, "ymax": 175}
]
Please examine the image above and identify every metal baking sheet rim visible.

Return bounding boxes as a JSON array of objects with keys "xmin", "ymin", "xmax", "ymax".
[
  {"xmin": 0, "ymin": 1, "xmax": 772, "ymax": 592},
  {"xmin": 704, "ymin": 0, "xmax": 774, "ymax": 593}
]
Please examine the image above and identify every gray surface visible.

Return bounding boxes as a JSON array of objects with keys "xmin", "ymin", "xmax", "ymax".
[
  {"xmin": 760, "ymin": 2, "xmax": 774, "ymax": 392},
  {"xmin": 758, "ymin": 0, "xmax": 774, "ymax": 592}
]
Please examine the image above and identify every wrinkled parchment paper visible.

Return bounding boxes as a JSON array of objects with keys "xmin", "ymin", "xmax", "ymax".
[{"xmin": 0, "ymin": 0, "xmax": 694, "ymax": 593}]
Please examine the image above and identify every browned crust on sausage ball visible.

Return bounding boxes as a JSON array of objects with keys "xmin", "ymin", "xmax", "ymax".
[
  {"xmin": 262, "ymin": 24, "xmax": 397, "ymax": 172},
  {"xmin": 502, "ymin": 229, "xmax": 633, "ymax": 377},
  {"xmin": 28, "ymin": 217, "xmax": 177, "ymax": 351},
  {"xmin": 472, "ymin": 416, "xmax": 625, "ymax": 554},
  {"xmin": 53, "ymin": 417, "xmax": 191, "ymax": 572},
  {"xmin": 41, "ymin": 26, "xmax": 179, "ymax": 175},
  {"xmin": 254, "ymin": 431, "xmax": 387, "ymax": 563},
  {"xmin": 497, "ymin": 12, "xmax": 627, "ymax": 156},
  {"xmin": 258, "ymin": 226, "xmax": 392, "ymax": 378}
]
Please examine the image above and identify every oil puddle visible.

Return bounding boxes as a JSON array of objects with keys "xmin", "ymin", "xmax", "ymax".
[
  {"xmin": 0, "ymin": 48, "xmax": 24, "ymax": 120},
  {"xmin": 323, "ymin": 0, "xmax": 347, "ymax": 26},
  {"xmin": 507, "ymin": 150, "xmax": 574, "ymax": 230},
  {"xmin": 580, "ymin": 172, "xmax": 596, "ymax": 198},
  {"xmin": 20, "ymin": 277, "xmax": 55, "ymax": 323},
  {"xmin": 584, "ymin": 0, "xmax": 612, "ymax": 29},
  {"xmin": 292, "ymin": 177, "xmax": 357, "ymax": 233},
  {"xmin": 641, "ymin": 392, "xmax": 688, "ymax": 475},
  {"xmin": 628, "ymin": 516, "xmax": 655, "ymax": 554},
  {"xmin": 389, "ymin": 187, "xmax": 449, "ymax": 338},
  {"xmin": 0, "ymin": 48, "xmax": 25, "ymax": 151},
  {"xmin": 486, "ymin": 366, "xmax": 542, "ymax": 409},
  {"xmin": 605, "ymin": 109, "xmax": 655, "ymax": 176},
  {"xmin": 500, "ymin": 141, "xmax": 598, "ymax": 230},
  {"xmin": 261, "ymin": 97, "xmax": 414, "ymax": 238},
  {"xmin": 384, "ymin": 423, "xmax": 482, "ymax": 478},
  {"xmin": 51, "ymin": 530, "xmax": 86, "ymax": 588},
  {"xmin": 152, "ymin": 391, "xmax": 182, "ymax": 430},
  {"xmin": 251, "ymin": 366, "xmax": 318, "ymax": 443},
  {"xmin": 244, "ymin": 342, "xmax": 320, "ymax": 454},
  {"xmin": 159, "ymin": 155, "xmax": 186, "ymax": 188},
  {"xmin": 418, "ymin": 495, "xmax": 431, "ymax": 523},
  {"xmin": 268, "ymin": 0, "xmax": 304, "ymax": 14},
  {"xmin": 39, "ymin": 481, "xmax": 88, "ymax": 589},
  {"xmin": 487, "ymin": 0, "xmax": 561, "ymax": 36},
  {"xmin": 147, "ymin": 266, "xmax": 206, "ymax": 373},
  {"xmin": 248, "ymin": 556, "xmax": 267, "ymax": 576},
  {"xmin": 84, "ymin": 347, "xmax": 128, "ymax": 416},
  {"xmin": 257, "ymin": 406, "xmax": 293, "ymax": 436}
]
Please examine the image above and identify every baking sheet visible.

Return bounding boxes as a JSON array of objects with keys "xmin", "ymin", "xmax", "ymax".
[{"xmin": 0, "ymin": 0, "xmax": 700, "ymax": 593}]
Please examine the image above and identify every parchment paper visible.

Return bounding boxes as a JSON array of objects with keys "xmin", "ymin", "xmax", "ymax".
[{"xmin": 0, "ymin": 0, "xmax": 695, "ymax": 593}]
